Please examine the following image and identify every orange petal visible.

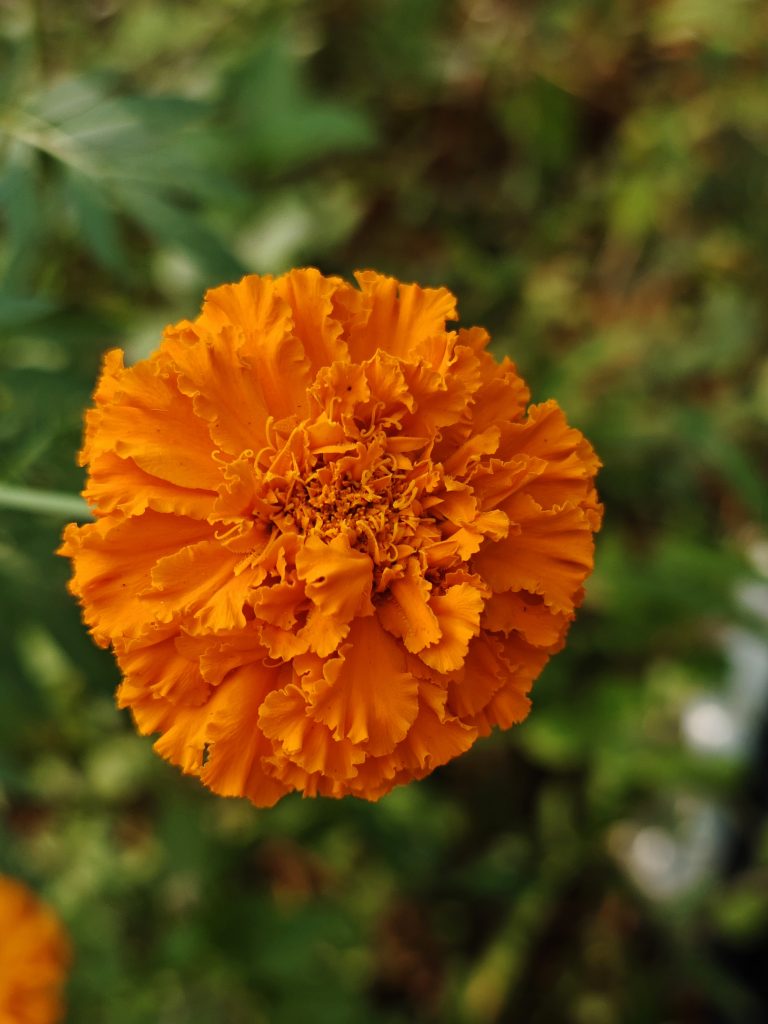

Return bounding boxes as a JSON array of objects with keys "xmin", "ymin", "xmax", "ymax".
[
  {"xmin": 379, "ymin": 558, "xmax": 441, "ymax": 653},
  {"xmin": 260, "ymin": 752, "xmax": 357, "ymax": 800},
  {"xmin": 361, "ymin": 350, "xmax": 415, "ymax": 421},
  {"xmin": 309, "ymin": 360, "xmax": 371, "ymax": 420},
  {"xmin": 295, "ymin": 533, "xmax": 374, "ymax": 657},
  {"xmin": 438, "ymin": 508, "xmax": 509, "ymax": 561},
  {"xmin": 472, "ymin": 494, "xmax": 595, "ymax": 614},
  {"xmin": 479, "ymin": 681, "xmax": 532, "ymax": 732},
  {"xmin": 198, "ymin": 274, "xmax": 312, "ymax": 422},
  {"xmin": 396, "ymin": 682, "xmax": 477, "ymax": 773},
  {"xmin": 455, "ymin": 325, "xmax": 490, "ymax": 353},
  {"xmin": 500, "ymin": 629, "xmax": 553, "ymax": 681},
  {"xmin": 115, "ymin": 635, "xmax": 209, "ymax": 706},
  {"xmin": 258, "ymin": 622, "xmax": 311, "ymax": 661},
  {"xmin": 123, "ymin": 689, "xmax": 209, "ymax": 774},
  {"xmin": 79, "ymin": 348, "xmax": 128, "ymax": 465},
  {"xmin": 84, "ymin": 450, "xmax": 216, "ymax": 519},
  {"xmin": 468, "ymin": 352, "xmax": 530, "ymax": 433},
  {"xmin": 346, "ymin": 271, "xmax": 457, "ymax": 363},
  {"xmin": 337, "ymin": 749, "xmax": 403, "ymax": 800},
  {"xmin": 150, "ymin": 539, "xmax": 259, "ymax": 632},
  {"xmin": 60, "ymin": 512, "xmax": 212, "ymax": 644},
  {"xmin": 0, "ymin": 875, "xmax": 70, "ymax": 1015},
  {"xmin": 88, "ymin": 358, "xmax": 221, "ymax": 490},
  {"xmin": 307, "ymin": 616, "xmax": 419, "ymax": 757},
  {"xmin": 498, "ymin": 400, "xmax": 602, "ymax": 516},
  {"xmin": 259, "ymin": 684, "xmax": 365, "ymax": 780},
  {"xmin": 525, "ymin": 451, "xmax": 603, "ymax": 515},
  {"xmin": 468, "ymin": 455, "xmax": 545, "ymax": 511},
  {"xmin": 170, "ymin": 327, "xmax": 273, "ymax": 454},
  {"xmin": 431, "ymin": 481, "xmax": 477, "ymax": 525},
  {"xmin": 211, "ymin": 453, "xmax": 276, "ymax": 551},
  {"xmin": 200, "ymin": 662, "xmax": 291, "ymax": 807},
  {"xmin": 185, "ymin": 626, "xmax": 270, "ymax": 685},
  {"xmin": 399, "ymin": 346, "xmax": 482, "ymax": 436},
  {"xmin": 275, "ymin": 267, "xmax": 349, "ymax": 371},
  {"xmin": 418, "ymin": 583, "xmax": 485, "ymax": 673},
  {"xmin": 475, "ymin": 632, "xmax": 550, "ymax": 731},
  {"xmin": 481, "ymin": 589, "xmax": 572, "ymax": 648},
  {"xmin": 251, "ymin": 579, "xmax": 306, "ymax": 630},
  {"xmin": 445, "ymin": 632, "xmax": 510, "ymax": 719},
  {"xmin": 442, "ymin": 426, "xmax": 500, "ymax": 475}
]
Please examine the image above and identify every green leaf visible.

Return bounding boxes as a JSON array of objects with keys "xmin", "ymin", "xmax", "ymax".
[
  {"xmin": 0, "ymin": 142, "xmax": 43, "ymax": 287},
  {"xmin": 117, "ymin": 186, "xmax": 243, "ymax": 280},
  {"xmin": 61, "ymin": 165, "xmax": 128, "ymax": 276},
  {"xmin": 0, "ymin": 293, "xmax": 58, "ymax": 328},
  {"xmin": 223, "ymin": 38, "xmax": 376, "ymax": 171}
]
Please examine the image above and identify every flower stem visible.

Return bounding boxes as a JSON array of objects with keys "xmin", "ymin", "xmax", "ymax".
[{"xmin": 0, "ymin": 484, "xmax": 92, "ymax": 521}]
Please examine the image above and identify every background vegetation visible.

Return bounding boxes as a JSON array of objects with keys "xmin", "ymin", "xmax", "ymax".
[{"xmin": 1, "ymin": 1, "xmax": 767, "ymax": 1021}]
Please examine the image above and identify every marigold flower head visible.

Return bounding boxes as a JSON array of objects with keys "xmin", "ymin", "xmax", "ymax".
[
  {"xmin": 0, "ymin": 875, "xmax": 70, "ymax": 1024},
  {"xmin": 61, "ymin": 269, "xmax": 602, "ymax": 805}
]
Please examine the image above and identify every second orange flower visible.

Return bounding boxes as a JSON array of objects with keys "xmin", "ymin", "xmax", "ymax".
[
  {"xmin": 61, "ymin": 269, "xmax": 602, "ymax": 805},
  {"xmin": 0, "ymin": 875, "xmax": 70, "ymax": 1024}
]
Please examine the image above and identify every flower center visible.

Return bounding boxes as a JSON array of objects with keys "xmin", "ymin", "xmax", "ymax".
[{"xmin": 270, "ymin": 451, "xmax": 423, "ymax": 566}]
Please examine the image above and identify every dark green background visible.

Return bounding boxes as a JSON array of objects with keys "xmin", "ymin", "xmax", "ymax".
[{"xmin": 1, "ymin": 1, "xmax": 767, "ymax": 1021}]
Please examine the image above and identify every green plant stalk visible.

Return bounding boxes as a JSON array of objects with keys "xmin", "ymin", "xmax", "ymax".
[{"xmin": 0, "ymin": 484, "xmax": 92, "ymax": 521}]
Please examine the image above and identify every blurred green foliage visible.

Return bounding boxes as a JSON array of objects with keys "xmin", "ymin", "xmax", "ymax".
[{"xmin": 1, "ymin": 1, "xmax": 768, "ymax": 1021}]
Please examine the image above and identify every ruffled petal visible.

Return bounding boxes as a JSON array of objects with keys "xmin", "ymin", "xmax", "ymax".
[
  {"xmin": 275, "ymin": 267, "xmax": 350, "ymax": 371},
  {"xmin": 345, "ymin": 271, "xmax": 457, "ymax": 363},
  {"xmin": 445, "ymin": 632, "xmax": 510, "ymax": 719},
  {"xmin": 442, "ymin": 425, "xmax": 500, "ymax": 476},
  {"xmin": 474, "ymin": 633, "xmax": 551, "ymax": 731},
  {"xmin": 85, "ymin": 450, "xmax": 216, "ymax": 519},
  {"xmin": 60, "ymin": 512, "xmax": 212, "ymax": 644},
  {"xmin": 259, "ymin": 684, "xmax": 366, "ymax": 781},
  {"xmin": 188, "ymin": 626, "xmax": 270, "ymax": 685},
  {"xmin": 123, "ymin": 687, "xmax": 209, "ymax": 775},
  {"xmin": 150, "ymin": 539, "xmax": 259, "ymax": 632},
  {"xmin": 361, "ymin": 351, "xmax": 415, "ymax": 423},
  {"xmin": 399, "ymin": 345, "xmax": 483, "ymax": 436},
  {"xmin": 295, "ymin": 533, "xmax": 374, "ymax": 657},
  {"xmin": 167, "ymin": 327, "xmax": 273, "ymax": 454},
  {"xmin": 200, "ymin": 662, "xmax": 291, "ymax": 807},
  {"xmin": 472, "ymin": 494, "xmax": 595, "ymax": 614},
  {"xmin": 418, "ymin": 583, "xmax": 485, "ymax": 673},
  {"xmin": 468, "ymin": 455, "xmax": 545, "ymax": 511},
  {"xmin": 481, "ymin": 589, "xmax": 571, "ymax": 648},
  {"xmin": 0, "ymin": 876, "xmax": 70, "ymax": 1024},
  {"xmin": 396, "ymin": 682, "xmax": 477, "ymax": 773},
  {"xmin": 379, "ymin": 557, "xmax": 441, "ymax": 653},
  {"xmin": 251, "ymin": 579, "xmax": 306, "ymax": 630},
  {"xmin": 196, "ymin": 274, "xmax": 312, "ymax": 422},
  {"xmin": 498, "ymin": 400, "xmax": 603, "ymax": 521},
  {"xmin": 80, "ymin": 348, "xmax": 128, "ymax": 466},
  {"xmin": 115, "ymin": 634, "xmax": 209, "ymax": 706},
  {"xmin": 87, "ymin": 358, "xmax": 221, "ymax": 491},
  {"xmin": 468, "ymin": 351, "xmax": 530, "ymax": 432},
  {"xmin": 307, "ymin": 616, "xmax": 419, "ymax": 757}
]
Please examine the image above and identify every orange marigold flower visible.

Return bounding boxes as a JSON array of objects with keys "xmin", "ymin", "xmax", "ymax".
[
  {"xmin": 0, "ymin": 875, "xmax": 70, "ymax": 1024},
  {"xmin": 60, "ymin": 269, "xmax": 602, "ymax": 805}
]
